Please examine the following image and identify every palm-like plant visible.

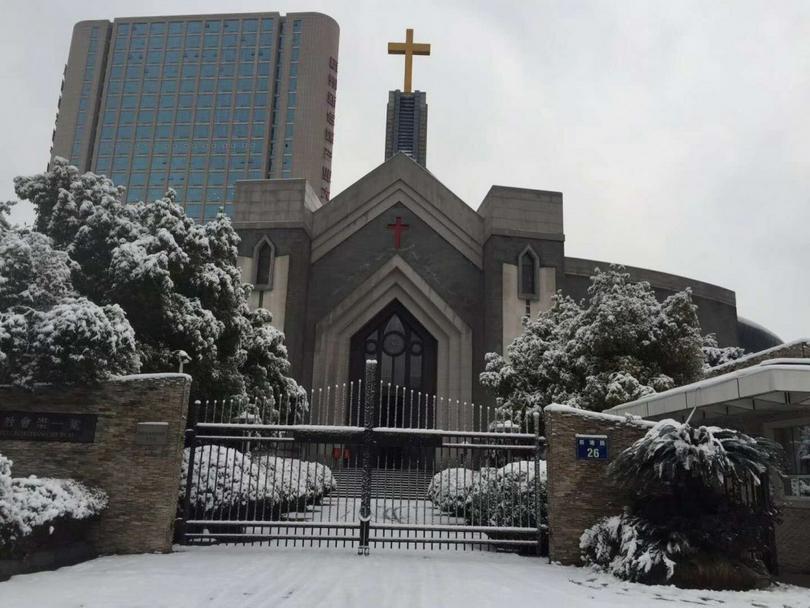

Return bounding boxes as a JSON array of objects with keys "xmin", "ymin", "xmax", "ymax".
[{"xmin": 609, "ymin": 419, "xmax": 783, "ymax": 496}]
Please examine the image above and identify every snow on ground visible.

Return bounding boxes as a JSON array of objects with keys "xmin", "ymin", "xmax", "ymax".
[{"xmin": 0, "ymin": 545, "xmax": 807, "ymax": 608}]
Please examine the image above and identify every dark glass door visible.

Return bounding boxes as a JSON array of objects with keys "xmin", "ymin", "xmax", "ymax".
[{"xmin": 349, "ymin": 300, "xmax": 437, "ymax": 432}]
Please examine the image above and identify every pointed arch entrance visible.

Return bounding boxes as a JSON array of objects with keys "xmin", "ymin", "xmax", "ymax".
[
  {"xmin": 348, "ymin": 299, "xmax": 437, "ymax": 428},
  {"xmin": 311, "ymin": 256, "xmax": 473, "ymax": 430}
]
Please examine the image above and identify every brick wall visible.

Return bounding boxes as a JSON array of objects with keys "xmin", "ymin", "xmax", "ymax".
[
  {"xmin": 544, "ymin": 404, "xmax": 653, "ymax": 565},
  {"xmin": 0, "ymin": 374, "xmax": 190, "ymax": 555},
  {"xmin": 776, "ymin": 503, "xmax": 810, "ymax": 575}
]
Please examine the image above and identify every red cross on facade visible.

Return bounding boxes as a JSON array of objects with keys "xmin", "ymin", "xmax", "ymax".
[{"xmin": 387, "ymin": 216, "xmax": 410, "ymax": 249}]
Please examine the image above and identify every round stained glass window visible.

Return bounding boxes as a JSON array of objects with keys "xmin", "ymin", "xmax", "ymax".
[
  {"xmin": 365, "ymin": 339, "xmax": 377, "ymax": 355},
  {"xmin": 382, "ymin": 331, "xmax": 406, "ymax": 356}
]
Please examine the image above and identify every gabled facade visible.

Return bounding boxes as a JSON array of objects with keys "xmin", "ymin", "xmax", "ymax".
[{"xmin": 233, "ymin": 153, "xmax": 773, "ymax": 411}]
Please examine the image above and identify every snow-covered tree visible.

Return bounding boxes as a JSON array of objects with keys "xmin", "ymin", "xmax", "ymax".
[
  {"xmin": 481, "ymin": 266, "xmax": 706, "ymax": 416},
  {"xmin": 0, "ymin": 201, "xmax": 13, "ymax": 232},
  {"xmin": 12, "ymin": 158, "xmax": 301, "ymax": 405},
  {"xmin": 0, "ymin": 228, "xmax": 139, "ymax": 386},
  {"xmin": 702, "ymin": 333, "xmax": 745, "ymax": 370}
]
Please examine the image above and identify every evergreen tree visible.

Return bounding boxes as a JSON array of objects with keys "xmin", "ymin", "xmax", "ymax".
[
  {"xmin": 0, "ymin": 225, "xmax": 139, "ymax": 386},
  {"xmin": 11, "ymin": 158, "xmax": 302, "ymax": 406},
  {"xmin": 481, "ymin": 266, "xmax": 709, "ymax": 416}
]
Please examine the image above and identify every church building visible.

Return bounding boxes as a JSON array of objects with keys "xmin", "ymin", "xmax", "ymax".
[{"xmin": 232, "ymin": 29, "xmax": 780, "ymax": 413}]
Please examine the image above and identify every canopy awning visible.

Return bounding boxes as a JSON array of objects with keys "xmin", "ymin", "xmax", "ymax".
[{"xmin": 604, "ymin": 359, "xmax": 810, "ymax": 422}]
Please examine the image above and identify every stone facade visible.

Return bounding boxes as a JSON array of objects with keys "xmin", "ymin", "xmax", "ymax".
[
  {"xmin": 0, "ymin": 374, "xmax": 190, "ymax": 555},
  {"xmin": 233, "ymin": 153, "xmax": 780, "ymax": 416},
  {"xmin": 544, "ymin": 404, "xmax": 653, "ymax": 565}
]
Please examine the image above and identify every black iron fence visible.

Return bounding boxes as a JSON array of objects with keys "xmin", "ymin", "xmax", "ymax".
[{"xmin": 178, "ymin": 361, "xmax": 547, "ymax": 555}]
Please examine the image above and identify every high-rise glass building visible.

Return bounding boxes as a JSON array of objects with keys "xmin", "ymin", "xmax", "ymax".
[{"xmin": 50, "ymin": 12, "xmax": 339, "ymax": 220}]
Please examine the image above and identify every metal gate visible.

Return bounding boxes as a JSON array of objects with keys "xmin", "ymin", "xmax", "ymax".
[{"xmin": 178, "ymin": 362, "xmax": 547, "ymax": 554}]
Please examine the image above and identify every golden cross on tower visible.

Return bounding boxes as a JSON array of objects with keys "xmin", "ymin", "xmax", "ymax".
[{"xmin": 387, "ymin": 28, "xmax": 431, "ymax": 94}]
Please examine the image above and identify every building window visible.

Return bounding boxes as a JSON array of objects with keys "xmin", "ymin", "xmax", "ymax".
[
  {"xmin": 517, "ymin": 246, "xmax": 540, "ymax": 300},
  {"xmin": 772, "ymin": 422, "xmax": 810, "ymax": 498},
  {"xmin": 253, "ymin": 237, "xmax": 275, "ymax": 288}
]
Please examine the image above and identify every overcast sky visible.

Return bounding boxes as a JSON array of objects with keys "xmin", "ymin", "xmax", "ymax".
[{"xmin": 2, "ymin": 0, "xmax": 808, "ymax": 342}]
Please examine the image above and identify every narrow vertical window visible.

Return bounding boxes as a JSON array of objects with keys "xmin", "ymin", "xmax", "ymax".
[
  {"xmin": 518, "ymin": 246, "xmax": 540, "ymax": 300},
  {"xmin": 253, "ymin": 237, "xmax": 275, "ymax": 288}
]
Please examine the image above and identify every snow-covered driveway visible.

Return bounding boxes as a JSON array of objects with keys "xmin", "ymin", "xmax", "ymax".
[{"xmin": 0, "ymin": 545, "xmax": 807, "ymax": 608}]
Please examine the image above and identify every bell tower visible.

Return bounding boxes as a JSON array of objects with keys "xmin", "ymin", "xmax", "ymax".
[{"xmin": 385, "ymin": 28, "xmax": 430, "ymax": 166}]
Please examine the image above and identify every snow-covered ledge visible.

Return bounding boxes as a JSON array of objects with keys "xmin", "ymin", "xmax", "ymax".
[{"xmin": 544, "ymin": 403, "xmax": 656, "ymax": 427}]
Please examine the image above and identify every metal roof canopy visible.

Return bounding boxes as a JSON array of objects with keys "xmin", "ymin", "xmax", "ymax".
[{"xmin": 604, "ymin": 359, "xmax": 810, "ymax": 421}]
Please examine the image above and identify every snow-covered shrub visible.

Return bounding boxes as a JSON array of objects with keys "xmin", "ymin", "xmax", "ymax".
[
  {"xmin": 13, "ymin": 159, "xmax": 302, "ymax": 406},
  {"xmin": 580, "ymin": 513, "xmax": 692, "ymax": 583},
  {"xmin": 427, "ymin": 468, "xmax": 479, "ymax": 514},
  {"xmin": 0, "ymin": 230, "xmax": 75, "ymax": 310},
  {"xmin": 179, "ymin": 445, "xmax": 280, "ymax": 513},
  {"xmin": 179, "ymin": 447, "xmax": 337, "ymax": 515},
  {"xmin": 581, "ymin": 420, "xmax": 782, "ymax": 588},
  {"xmin": 0, "ymin": 454, "xmax": 107, "ymax": 550},
  {"xmin": 0, "ymin": 454, "xmax": 14, "ymax": 527},
  {"xmin": 0, "ymin": 228, "xmax": 140, "ymax": 387},
  {"xmin": 257, "ymin": 457, "xmax": 336, "ymax": 505},
  {"xmin": 610, "ymin": 419, "xmax": 781, "ymax": 493},
  {"xmin": 480, "ymin": 266, "xmax": 711, "ymax": 418},
  {"xmin": 702, "ymin": 334, "xmax": 745, "ymax": 370},
  {"xmin": 304, "ymin": 461, "xmax": 336, "ymax": 498},
  {"xmin": 466, "ymin": 461, "xmax": 547, "ymax": 529}
]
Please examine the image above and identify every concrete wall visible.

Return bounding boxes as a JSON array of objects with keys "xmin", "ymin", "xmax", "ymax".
[
  {"xmin": 50, "ymin": 20, "xmax": 111, "ymax": 171},
  {"xmin": 483, "ymin": 235, "xmax": 565, "ymax": 362},
  {"xmin": 0, "ymin": 374, "xmax": 190, "ymax": 555},
  {"xmin": 288, "ymin": 12, "xmax": 340, "ymax": 203},
  {"xmin": 544, "ymin": 404, "xmax": 653, "ymax": 565},
  {"xmin": 564, "ymin": 257, "xmax": 741, "ymax": 347}
]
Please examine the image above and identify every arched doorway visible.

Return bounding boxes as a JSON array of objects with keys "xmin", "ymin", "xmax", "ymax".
[{"xmin": 348, "ymin": 299, "xmax": 437, "ymax": 430}]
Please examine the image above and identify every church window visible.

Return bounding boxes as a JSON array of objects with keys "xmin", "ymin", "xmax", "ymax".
[
  {"xmin": 253, "ymin": 237, "xmax": 275, "ymax": 288},
  {"xmin": 518, "ymin": 245, "xmax": 540, "ymax": 300}
]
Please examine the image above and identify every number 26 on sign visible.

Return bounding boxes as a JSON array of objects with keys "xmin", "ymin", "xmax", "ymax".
[{"xmin": 576, "ymin": 434, "xmax": 608, "ymax": 460}]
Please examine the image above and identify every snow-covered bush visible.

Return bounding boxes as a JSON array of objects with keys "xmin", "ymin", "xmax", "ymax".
[
  {"xmin": 480, "ymin": 266, "xmax": 714, "ymax": 419},
  {"xmin": 0, "ymin": 229, "xmax": 140, "ymax": 387},
  {"xmin": 466, "ymin": 461, "xmax": 547, "ymax": 530},
  {"xmin": 427, "ymin": 468, "xmax": 479, "ymax": 514},
  {"xmin": 581, "ymin": 513, "xmax": 692, "ymax": 583},
  {"xmin": 0, "ymin": 454, "xmax": 107, "ymax": 550},
  {"xmin": 304, "ymin": 461, "xmax": 337, "ymax": 499},
  {"xmin": 179, "ymin": 445, "xmax": 279, "ymax": 513},
  {"xmin": 179, "ymin": 447, "xmax": 337, "ymax": 515},
  {"xmin": 702, "ymin": 334, "xmax": 745, "ymax": 370},
  {"xmin": 13, "ymin": 159, "xmax": 302, "ymax": 406},
  {"xmin": 610, "ymin": 419, "xmax": 781, "ymax": 493},
  {"xmin": 581, "ymin": 420, "xmax": 782, "ymax": 588},
  {"xmin": 257, "ymin": 457, "xmax": 336, "ymax": 505}
]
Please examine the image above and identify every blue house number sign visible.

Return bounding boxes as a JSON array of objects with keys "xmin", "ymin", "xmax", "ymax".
[{"xmin": 576, "ymin": 434, "xmax": 608, "ymax": 461}]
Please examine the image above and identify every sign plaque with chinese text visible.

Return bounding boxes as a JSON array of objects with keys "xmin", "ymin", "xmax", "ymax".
[{"xmin": 0, "ymin": 411, "xmax": 97, "ymax": 443}]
